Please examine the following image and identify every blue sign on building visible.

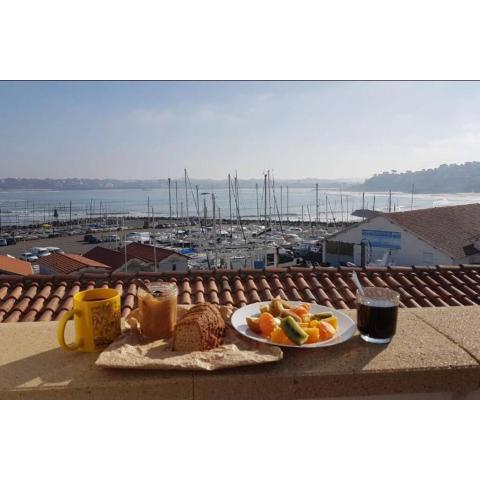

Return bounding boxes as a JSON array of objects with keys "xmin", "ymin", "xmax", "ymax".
[{"xmin": 361, "ymin": 229, "xmax": 401, "ymax": 250}]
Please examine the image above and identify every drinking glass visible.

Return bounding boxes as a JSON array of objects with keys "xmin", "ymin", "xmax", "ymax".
[{"xmin": 356, "ymin": 287, "xmax": 399, "ymax": 344}]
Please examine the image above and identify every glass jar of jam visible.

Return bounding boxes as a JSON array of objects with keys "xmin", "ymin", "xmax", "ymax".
[{"xmin": 138, "ymin": 282, "xmax": 178, "ymax": 339}]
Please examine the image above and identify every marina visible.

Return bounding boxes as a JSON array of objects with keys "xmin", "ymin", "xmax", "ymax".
[{"xmin": 3, "ymin": 171, "xmax": 480, "ymax": 271}]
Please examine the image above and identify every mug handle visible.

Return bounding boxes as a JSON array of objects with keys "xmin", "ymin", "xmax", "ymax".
[{"xmin": 57, "ymin": 310, "xmax": 81, "ymax": 351}]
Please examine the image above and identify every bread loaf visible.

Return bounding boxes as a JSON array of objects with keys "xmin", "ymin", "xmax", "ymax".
[{"xmin": 173, "ymin": 303, "xmax": 225, "ymax": 352}]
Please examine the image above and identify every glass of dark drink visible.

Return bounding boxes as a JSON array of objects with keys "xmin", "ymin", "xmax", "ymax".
[{"xmin": 356, "ymin": 287, "xmax": 399, "ymax": 344}]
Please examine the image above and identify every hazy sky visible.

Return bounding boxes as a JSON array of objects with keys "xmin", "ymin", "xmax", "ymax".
[{"xmin": 1, "ymin": 81, "xmax": 480, "ymax": 180}]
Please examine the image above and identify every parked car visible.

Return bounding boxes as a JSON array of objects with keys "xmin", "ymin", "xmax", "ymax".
[
  {"xmin": 103, "ymin": 234, "xmax": 120, "ymax": 242},
  {"xmin": 0, "ymin": 239, "xmax": 7, "ymax": 247},
  {"xmin": 88, "ymin": 236, "xmax": 102, "ymax": 244},
  {"xmin": 48, "ymin": 232, "xmax": 60, "ymax": 238},
  {"xmin": 30, "ymin": 247, "xmax": 51, "ymax": 257},
  {"xmin": 84, "ymin": 234, "xmax": 94, "ymax": 242},
  {"xmin": 19, "ymin": 252, "xmax": 39, "ymax": 262},
  {"xmin": 6, "ymin": 237, "xmax": 16, "ymax": 245},
  {"xmin": 46, "ymin": 246, "xmax": 64, "ymax": 254}
]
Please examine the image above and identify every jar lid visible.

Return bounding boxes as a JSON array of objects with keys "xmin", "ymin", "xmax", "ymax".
[{"xmin": 147, "ymin": 282, "xmax": 178, "ymax": 297}]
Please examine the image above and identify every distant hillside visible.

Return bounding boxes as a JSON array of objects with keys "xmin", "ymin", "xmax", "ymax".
[
  {"xmin": 0, "ymin": 177, "xmax": 360, "ymax": 191},
  {"xmin": 353, "ymin": 162, "xmax": 480, "ymax": 193}
]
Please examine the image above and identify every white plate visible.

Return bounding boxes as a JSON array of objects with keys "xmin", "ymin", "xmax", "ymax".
[{"xmin": 231, "ymin": 301, "xmax": 357, "ymax": 348}]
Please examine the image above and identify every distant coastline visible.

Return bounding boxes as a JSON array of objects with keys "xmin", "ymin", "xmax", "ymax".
[
  {"xmin": 352, "ymin": 161, "xmax": 480, "ymax": 194},
  {"xmin": 0, "ymin": 177, "xmax": 362, "ymax": 191}
]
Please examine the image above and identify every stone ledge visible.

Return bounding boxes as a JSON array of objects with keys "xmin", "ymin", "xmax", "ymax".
[{"xmin": 0, "ymin": 307, "xmax": 479, "ymax": 399}]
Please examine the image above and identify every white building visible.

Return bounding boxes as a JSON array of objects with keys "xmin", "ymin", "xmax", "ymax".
[{"xmin": 324, "ymin": 204, "xmax": 480, "ymax": 267}]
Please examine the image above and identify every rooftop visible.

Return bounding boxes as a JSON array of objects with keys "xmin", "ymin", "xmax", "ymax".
[
  {"xmin": 0, "ymin": 255, "xmax": 33, "ymax": 276},
  {"xmin": 83, "ymin": 243, "xmax": 186, "ymax": 271},
  {"xmin": 124, "ymin": 242, "xmax": 188, "ymax": 262},
  {"xmin": 2, "ymin": 264, "xmax": 480, "ymax": 323},
  {"xmin": 382, "ymin": 203, "xmax": 480, "ymax": 259},
  {"xmin": 37, "ymin": 252, "xmax": 111, "ymax": 274},
  {"xmin": 83, "ymin": 246, "xmax": 125, "ymax": 270}
]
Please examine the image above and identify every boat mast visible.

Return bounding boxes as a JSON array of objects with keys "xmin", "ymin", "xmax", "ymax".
[
  {"xmin": 271, "ymin": 173, "xmax": 283, "ymax": 232},
  {"xmin": 233, "ymin": 174, "xmax": 246, "ymax": 242},
  {"xmin": 218, "ymin": 206, "xmax": 222, "ymax": 239},
  {"xmin": 307, "ymin": 205, "xmax": 313, "ymax": 235},
  {"xmin": 152, "ymin": 207, "xmax": 157, "ymax": 271},
  {"xmin": 280, "ymin": 185, "xmax": 283, "ymax": 224},
  {"xmin": 326, "ymin": 196, "xmax": 337, "ymax": 229},
  {"xmin": 264, "ymin": 173, "xmax": 267, "ymax": 246},
  {"xmin": 196, "ymin": 184, "xmax": 201, "ymax": 231},
  {"xmin": 286, "ymin": 186, "xmax": 289, "ymax": 225},
  {"xmin": 184, "ymin": 169, "xmax": 189, "ymax": 226},
  {"xmin": 228, "ymin": 173, "xmax": 233, "ymax": 240},
  {"xmin": 340, "ymin": 186, "xmax": 344, "ymax": 225},
  {"xmin": 267, "ymin": 170, "xmax": 272, "ymax": 228},
  {"xmin": 175, "ymin": 181, "xmax": 179, "ymax": 221},
  {"xmin": 147, "ymin": 196, "xmax": 150, "ymax": 227},
  {"xmin": 168, "ymin": 178, "xmax": 172, "ymax": 219},
  {"xmin": 256, "ymin": 183, "xmax": 259, "ymax": 222},
  {"xmin": 212, "ymin": 193, "xmax": 217, "ymax": 266},
  {"xmin": 325, "ymin": 194, "xmax": 328, "ymax": 227},
  {"xmin": 203, "ymin": 196, "xmax": 208, "ymax": 237}
]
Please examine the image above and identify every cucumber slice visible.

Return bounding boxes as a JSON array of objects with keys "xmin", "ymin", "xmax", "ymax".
[
  {"xmin": 281, "ymin": 316, "xmax": 309, "ymax": 345},
  {"xmin": 312, "ymin": 312, "xmax": 334, "ymax": 320}
]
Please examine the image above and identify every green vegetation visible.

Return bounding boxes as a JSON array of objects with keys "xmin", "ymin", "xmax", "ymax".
[{"xmin": 353, "ymin": 162, "xmax": 480, "ymax": 193}]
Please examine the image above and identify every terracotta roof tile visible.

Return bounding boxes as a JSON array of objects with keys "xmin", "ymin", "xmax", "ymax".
[
  {"xmin": 396, "ymin": 274, "xmax": 415, "ymax": 289},
  {"xmin": 37, "ymin": 253, "xmax": 110, "ymax": 274},
  {"xmin": 371, "ymin": 274, "xmax": 389, "ymax": 288},
  {"xmin": 121, "ymin": 242, "xmax": 185, "ymax": 268},
  {"xmin": 84, "ymin": 246, "xmax": 125, "ymax": 270},
  {"xmin": 257, "ymin": 276, "xmax": 271, "ymax": 292},
  {"xmin": 383, "ymin": 204, "xmax": 480, "ymax": 259},
  {"xmin": 246, "ymin": 287, "xmax": 261, "ymax": 304},
  {"xmin": 221, "ymin": 288, "xmax": 234, "ymax": 306},
  {"xmin": 0, "ymin": 283, "xmax": 10, "ymax": 302},
  {"xmin": 0, "ymin": 256, "xmax": 33, "ymax": 276},
  {"xmin": 3, "ymin": 265, "xmax": 480, "ymax": 322},
  {"xmin": 383, "ymin": 274, "xmax": 402, "ymax": 289}
]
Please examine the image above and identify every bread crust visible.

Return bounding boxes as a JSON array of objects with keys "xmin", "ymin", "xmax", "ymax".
[{"xmin": 173, "ymin": 303, "xmax": 225, "ymax": 352}]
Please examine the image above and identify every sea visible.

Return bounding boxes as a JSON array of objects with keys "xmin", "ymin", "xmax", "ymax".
[{"xmin": 1, "ymin": 187, "xmax": 480, "ymax": 227}]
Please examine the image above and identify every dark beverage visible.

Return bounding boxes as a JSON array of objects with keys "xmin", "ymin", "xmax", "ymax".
[
  {"xmin": 357, "ymin": 302, "xmax": 398, "ymax": 339},
  {"xmin": 356, "ymin": 287, "xmax": 399, "ymax": 344}
]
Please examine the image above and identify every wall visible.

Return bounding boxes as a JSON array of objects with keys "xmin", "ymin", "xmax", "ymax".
[
  {"xmin": 325, "ymin": 216, "xmax": 454, "ymax": 266},
  {"xmin": 119, "ymin": 255, "xmax": 188, "ymax": 273},
  {"xmin": 158, "ymin": 254, "xmax": 188, "ymax": 272}
]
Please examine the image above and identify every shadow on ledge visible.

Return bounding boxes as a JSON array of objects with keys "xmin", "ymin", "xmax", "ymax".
[{"xmin": 0, "ymin": 346, "xmax": 193, "ymax": 399}]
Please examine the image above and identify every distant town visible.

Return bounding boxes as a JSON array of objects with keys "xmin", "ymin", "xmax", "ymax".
[
  {"xmin": 4, "ymin": 161, "xmax": 480, "ymax": 194},
  {"xmin": 0, "ymin": 177, "xmax": 360, "ymax": 191}
]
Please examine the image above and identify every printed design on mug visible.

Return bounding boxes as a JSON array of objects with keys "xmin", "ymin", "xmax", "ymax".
[{"xmin": 91, "ymin": 301, "xmax": 121, "ymax": 348}]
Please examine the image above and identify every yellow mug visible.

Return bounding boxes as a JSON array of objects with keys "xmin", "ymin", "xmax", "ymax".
[{"xmin": 57, "ymin": 288, "xmax": 121, "ymax": 352}]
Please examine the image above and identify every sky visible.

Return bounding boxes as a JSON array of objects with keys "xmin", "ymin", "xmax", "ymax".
[{"xmin": 1, "ymin": 81, "xmax": 480, "ymax": 180}]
